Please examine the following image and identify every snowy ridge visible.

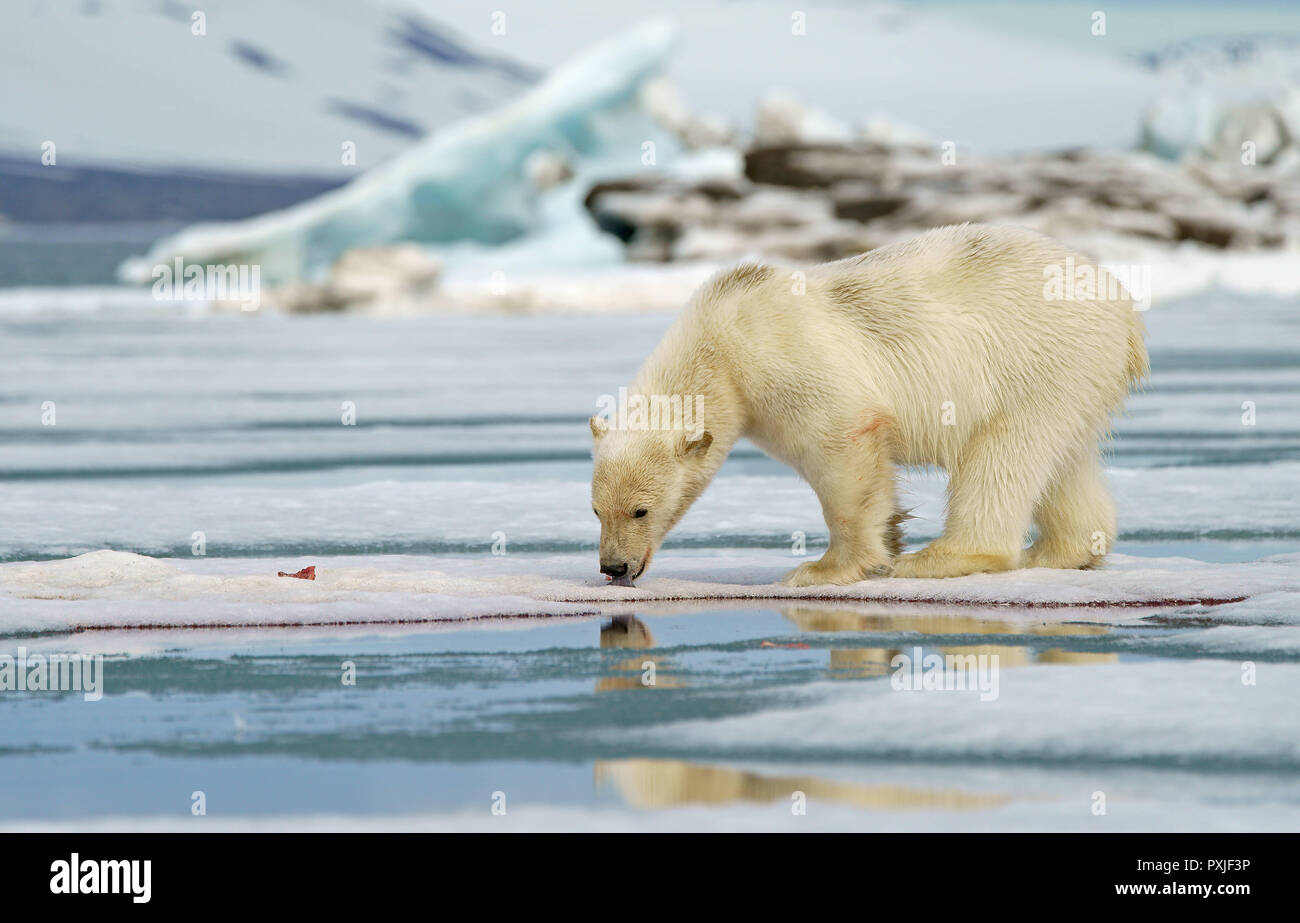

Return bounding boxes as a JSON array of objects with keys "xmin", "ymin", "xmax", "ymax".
[{"xmin": 1, "ymin": 549, "xmax": 1296, "ymax": 635}]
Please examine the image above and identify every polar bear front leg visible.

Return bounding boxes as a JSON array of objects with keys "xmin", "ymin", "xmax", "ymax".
[{"xmin": 783, "ymin": 448, "xmax": 898, "ymax": 587}]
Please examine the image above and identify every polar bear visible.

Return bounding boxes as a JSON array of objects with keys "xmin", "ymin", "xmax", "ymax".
[{"xmin": 589, "ymin": 223, "xmax": 1148, "ymax": 585}]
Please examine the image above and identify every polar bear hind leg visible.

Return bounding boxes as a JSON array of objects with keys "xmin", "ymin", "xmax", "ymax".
[
  {"xmin": 1023, "ymin": 449, "xmax": 1116, "ymax": 570},
  {"xmin": 892, "ymin": 409, "xmax": 1066, "ymax": 579}
]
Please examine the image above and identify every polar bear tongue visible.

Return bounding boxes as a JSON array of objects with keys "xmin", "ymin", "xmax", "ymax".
[{"xmin": 607, "ymin": 574, "xmax": 635, "ymax": 588}]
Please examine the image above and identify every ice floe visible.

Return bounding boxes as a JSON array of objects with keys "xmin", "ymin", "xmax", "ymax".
[{"xmin": 2, "ymin": 549, "xmax": 1298, "ymax": 635}]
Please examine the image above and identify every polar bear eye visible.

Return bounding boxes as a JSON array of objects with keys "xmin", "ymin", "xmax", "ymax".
[
  {"xmin": 593, "ymin": 507, "xmax": 600, "ymax": 518},
  {"xmin": 634, "ymin": 508, "xmax": 648, "ymax": 518}
]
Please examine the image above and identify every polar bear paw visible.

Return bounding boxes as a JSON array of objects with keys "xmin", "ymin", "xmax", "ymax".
[
  {"xmin": 891, "ymin": 547, "xmax": 1016, "ymax": 579},
  {"xmin": 782, "ymin": 557, "xmax": 891, "ymax": 587}
]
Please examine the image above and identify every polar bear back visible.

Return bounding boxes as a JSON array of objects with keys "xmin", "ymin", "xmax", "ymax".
[{"xmin": 671, "ymin": 223, "xmax": 1148, "ymax": 469}]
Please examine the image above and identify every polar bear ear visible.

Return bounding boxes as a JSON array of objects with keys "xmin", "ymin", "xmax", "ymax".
[
  {"xmin": 679, "ymin": 430, "xmax": 713, "ymax": 458},
  {"xmin": 589, "ymin": 416, "xmax": 610, "ymax": 441}
]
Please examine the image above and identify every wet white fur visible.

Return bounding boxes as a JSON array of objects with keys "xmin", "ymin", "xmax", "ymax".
[{"xmin": 590, "ymin": 223, "xmax": 1149, "ymax": 584}]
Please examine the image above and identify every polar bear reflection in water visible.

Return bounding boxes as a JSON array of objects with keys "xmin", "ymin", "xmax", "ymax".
[{"xmin": 593, "ymin": 604, "xmax": 1114, "ymax": 812}]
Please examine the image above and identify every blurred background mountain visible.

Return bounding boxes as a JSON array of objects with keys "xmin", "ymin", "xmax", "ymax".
[{"xmin": 3, "ymin": 0, "xmax": 1300, "ymax": 290}]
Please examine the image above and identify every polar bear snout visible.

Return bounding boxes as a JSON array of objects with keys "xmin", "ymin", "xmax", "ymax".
[
  {"xmin": 594, "ymin": 511, "xmax": 658, "ymax": 585},
  {"xmin": 600, "ymin": 557, "xmax": 640, "ymax": 587},
  {"xmin": 598, "ymin": 547, "xmax": 651, "ymax": 585}
]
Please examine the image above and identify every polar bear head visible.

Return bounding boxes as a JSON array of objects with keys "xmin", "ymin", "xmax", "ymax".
[{"xmin": 589, "ymin": 416, "xmax": 714, "ymax": 585}]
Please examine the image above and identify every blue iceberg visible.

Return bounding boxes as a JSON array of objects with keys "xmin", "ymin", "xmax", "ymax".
[{"xmin": 120, "ymin": 19, "xmax": 679, "ymax": 285}]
